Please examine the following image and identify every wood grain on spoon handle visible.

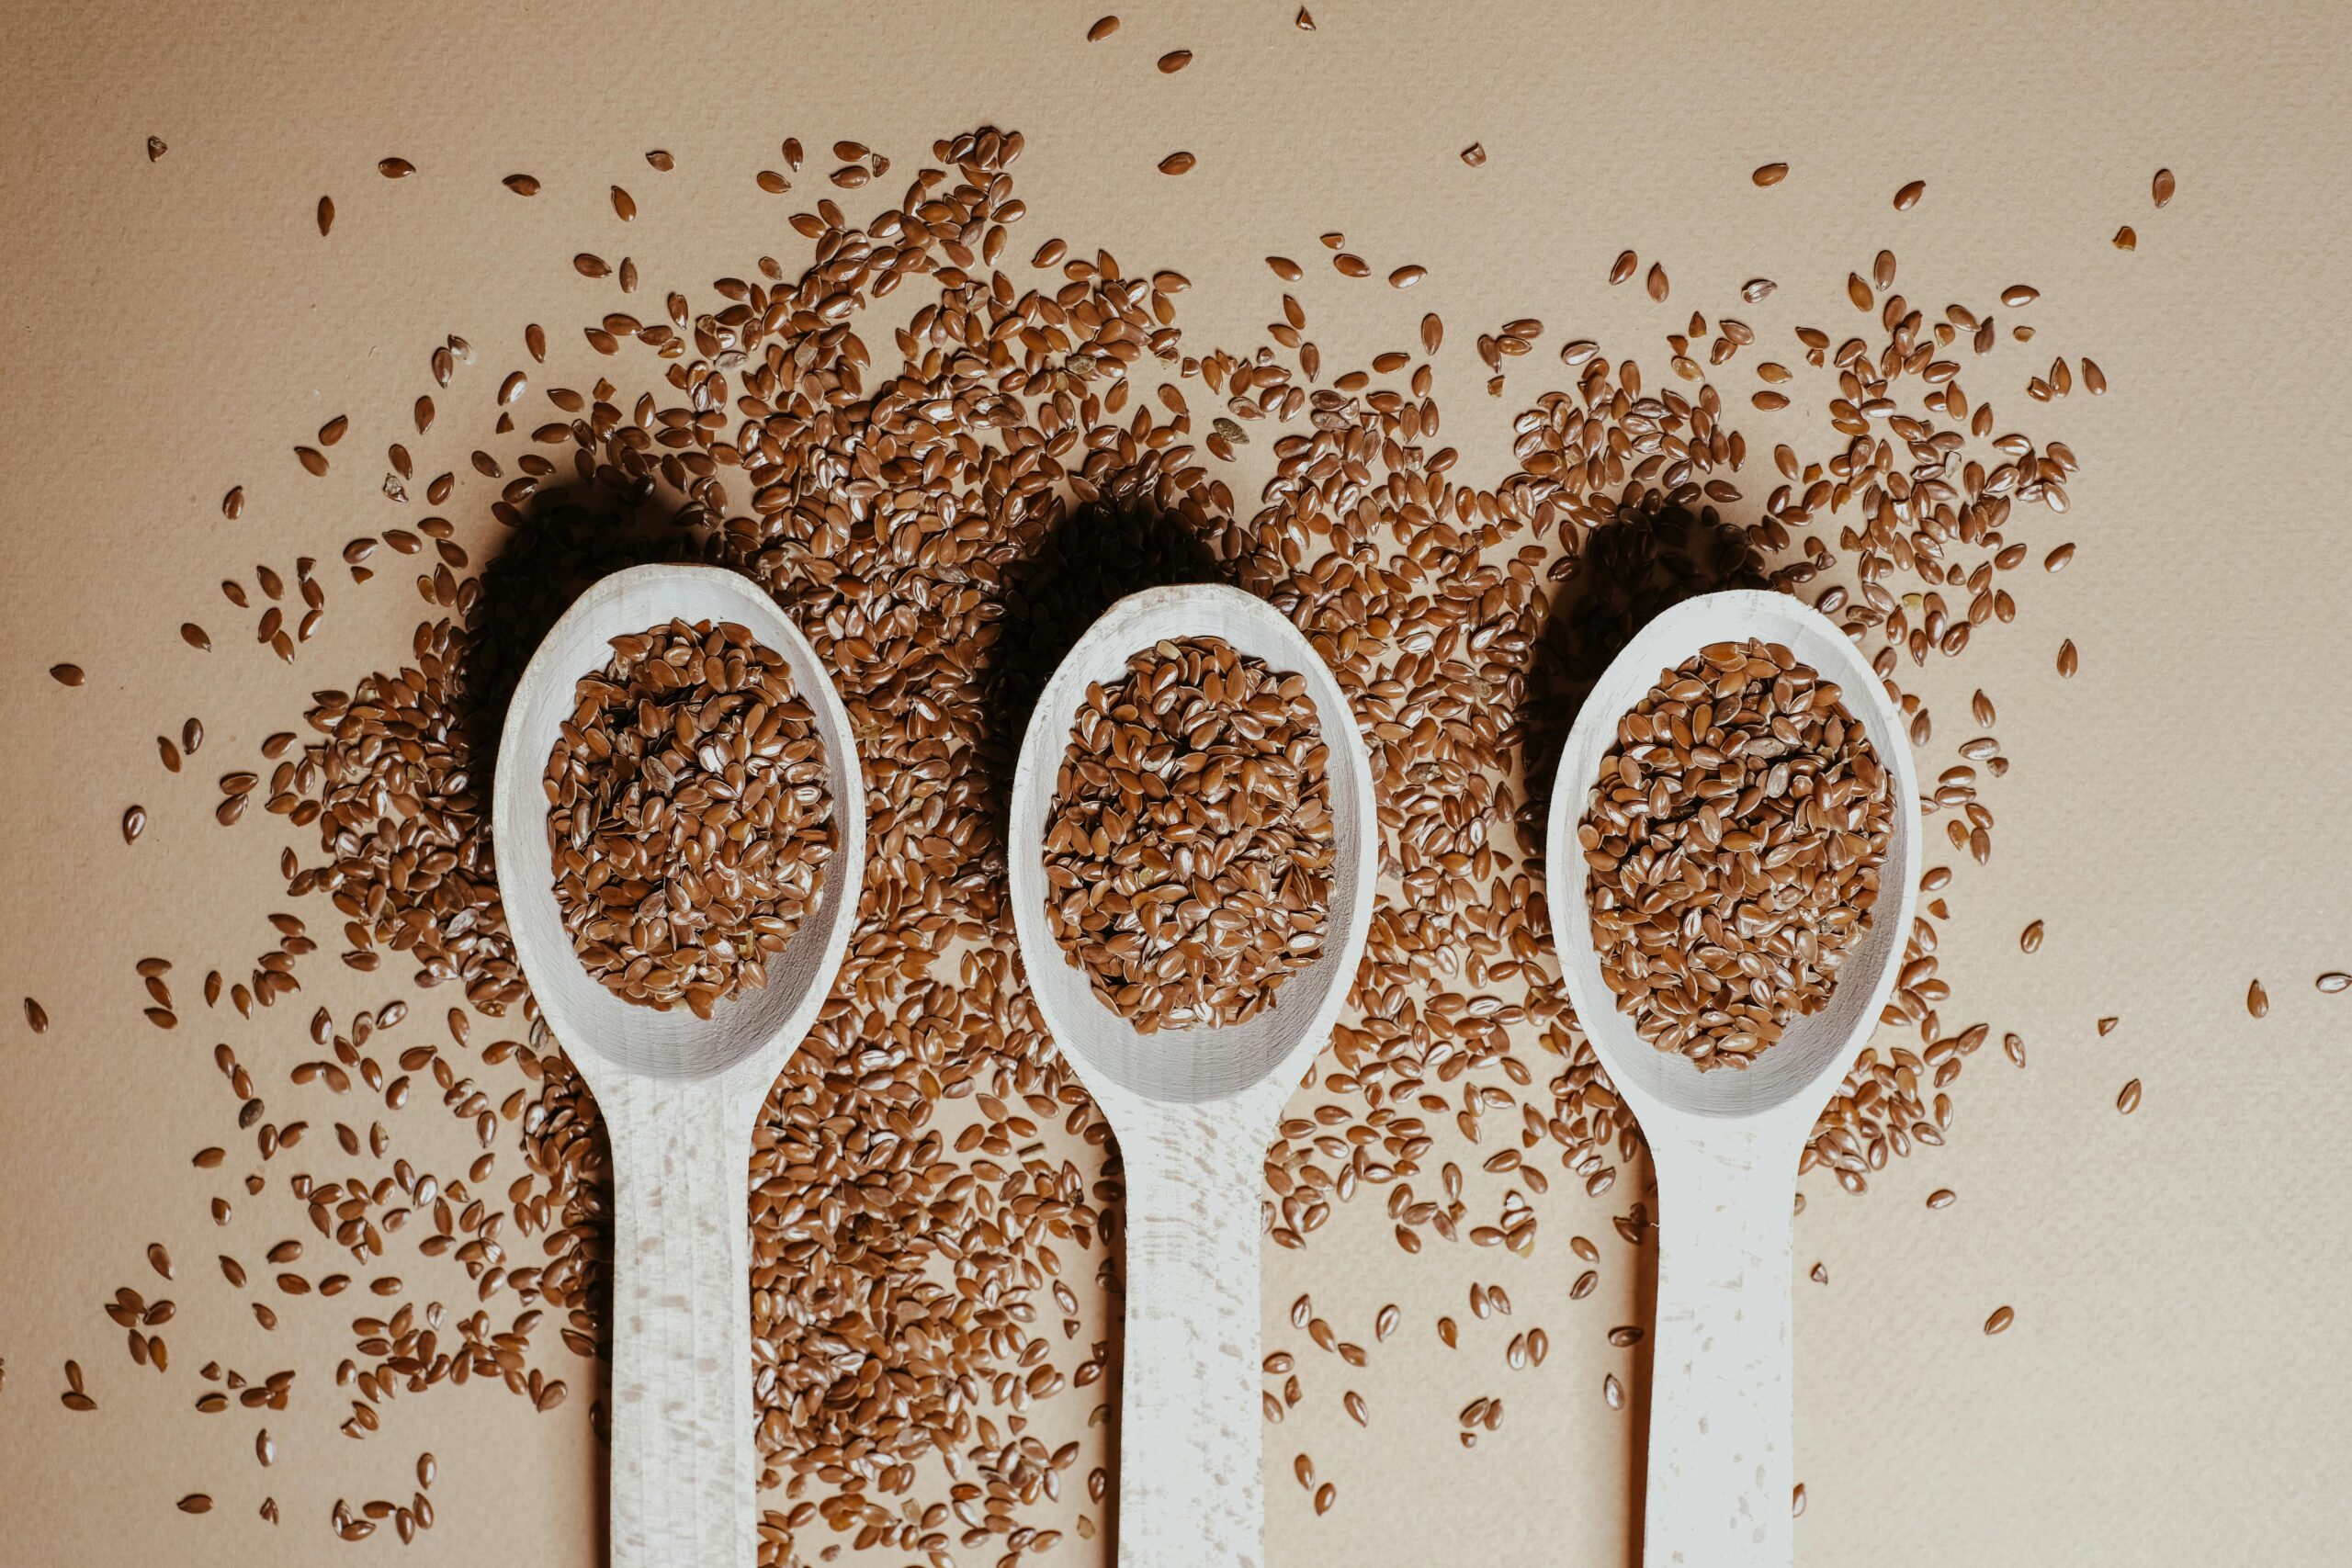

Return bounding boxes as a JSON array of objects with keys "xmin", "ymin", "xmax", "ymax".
[
  {"xmin": 600, "ymin": 1077, "xmax": 760, "ymax": 1568},
  {"xmin": 1643, "ymin": 1124, "xmax": 1796, "ymax": 1568},
  {"xmin": 1114, "ymin": 1102, "xmax": 1269, "ymax": 1568}
]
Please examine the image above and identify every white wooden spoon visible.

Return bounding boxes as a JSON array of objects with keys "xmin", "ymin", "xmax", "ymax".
[
  {"xmin": 1007, "ymin": 583, "xmax": 1378, "ymax": 1568},
  {"xmin": 1544, "ymin": 589, "xmax": 1920, "ymax": 1567},
  {"xmin": 492, "ymin": 563, "xmax": 866, "ymax": 1568}
]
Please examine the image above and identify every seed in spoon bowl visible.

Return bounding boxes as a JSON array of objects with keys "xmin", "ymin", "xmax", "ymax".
[
  {"xmin": 1577, "ymin": 637, "xmax": 1894, "ymax": 1071},
  {"xmin": 1040, "ymin": 635, "xmax": 1334, "ymax": 1032},
  {"xmin": 542, "ymin": 616, "xmax": 835, "ymax": 1019}
]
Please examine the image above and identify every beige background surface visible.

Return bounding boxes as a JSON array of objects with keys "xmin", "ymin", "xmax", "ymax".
[{"xmin": 3, "ymin": 2, "xmax": 2349, "ymax": 1564}]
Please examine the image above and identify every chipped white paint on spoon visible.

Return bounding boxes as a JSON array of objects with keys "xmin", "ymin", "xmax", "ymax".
[
  {"xmin": 493, "ymin": 563, "xmax": 866, "ymax": 1568},
  {"xmin": 1009, "ymin": 584, "xmax": 1377, "ymax": 1568},
  {"xmin": 1545, "ymin": 589, "xmax": 1920, "ymax": 1567}
]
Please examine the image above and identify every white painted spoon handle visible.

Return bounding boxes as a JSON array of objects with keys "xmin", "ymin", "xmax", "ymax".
[
  {"xmin": 1116, "ymin": 1111, "xmax": 1266, "ymax": 1568},
  {"xmin": 602, "ymin": 1080, "xmax": 757, "ymax": 1568},
  {"xmin": 1644, "ymin": 1132, "xmax": 1795, "ymax": 1568}
]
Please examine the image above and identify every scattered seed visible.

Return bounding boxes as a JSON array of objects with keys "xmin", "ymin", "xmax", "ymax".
[
  {"xmin": 2152, "ymin": 168, "xmax": 2176, "ymax": 208},
  {"xmin": 1460, "ymin": 143, "xmax": 1486, "ymax": 167},
  {"xmin": 2116, "ymin": 1078, "xmax": 2142, "ymax": 1114},
  {"xmin": 2246, "ymin": 979, "xmax": 2267, "ymax": 1018},
  {"xmin": 2112, "ymin": 226, "xmax": 2137, "ymax": 251},
  {"xmin": 2056, "ymin": 639, "xmax": 2078, "ymax": 677},
  {"xmin": 1752, "ymin": 163, "xmax": 1789, "ymax": 186},
  {"xmin": 1894, "ymin": 179, "xmax": 1926, "ymax": 210},
  {"xmin": 1086, "ymin": 15, "xmax": 1118, "ymax": 41},
  {"xmin": 1157, "ymin": 152, "xmax": 1195, "ymax": 176},
  {"xmin": 1157, "ymin": 50, "xmax": 1192, "ymax": 73},
  {"xmin": 1984, "ymin": 1305, "xmax": 2014, "ymax": 1335},
  {"xmin": 2019, "ymin": 921, "xmax": 2044, "ymax": 953},
  {"xmin": 503, "ymin": 174, "xmax": 540, "ymax": 196}
]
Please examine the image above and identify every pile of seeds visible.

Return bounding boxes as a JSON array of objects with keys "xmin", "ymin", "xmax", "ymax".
[
  {"xmin": 544, "ymin": 616, "xmax": 833, "ymax": 1015},
  {"xmin": 1042, "ymin": 636, "xmax": 1334, "ymax": 1031},
  {"xmin": 1579, "ymin": 640, "xmax": 1892, "ymax": 1069},
  {"xmin": 77, "ymin": 114, "xmax": 2122, "ymax": 1562}
]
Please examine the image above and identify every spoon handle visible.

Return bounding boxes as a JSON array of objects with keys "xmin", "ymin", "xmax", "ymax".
[
  {"xmin": 1645, "ymin": 1130, "xmax": 1795, "ymax": 1568},
  {"xmin": 1115, "ymin": 1109, "xmax": 1267, "ymax": 1568},
  {"xmin": 602, "ymin": 1078, "xmax": 757, "ymax": 1568}
]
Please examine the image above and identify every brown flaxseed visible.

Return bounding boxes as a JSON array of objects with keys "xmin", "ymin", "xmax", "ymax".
[
  {"xmin": 1042, "ymin": 637, "xmax": 1333, "ymax": 1032},
  {"xmin": 1580, "ymin": 640, "xmax": 1892, "ymax": 1070},
  {"xmin": 545, "ymin": 618, "xmax": 835, "ymax": 1017}
]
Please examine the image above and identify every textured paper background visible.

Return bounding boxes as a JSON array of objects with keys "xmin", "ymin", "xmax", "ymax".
[{"xmin": 3, "ymin": 2, "xmax": 2348, "ymax": 1563}]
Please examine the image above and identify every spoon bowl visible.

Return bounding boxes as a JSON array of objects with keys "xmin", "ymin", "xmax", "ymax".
[
  {"xmin": 1009, "ymin": 583, "xmax": 1377, "ymax": 1568},
  {"xmin": 492, "ymin": 562, "xmax": 866, "ymax": 1568},
  {"xmin": 1544, "ymin": 588, "xmax": 1919, "ymax": 1567}
]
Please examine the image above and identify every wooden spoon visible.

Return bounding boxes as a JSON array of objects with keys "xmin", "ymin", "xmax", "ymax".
[
  {"xmin": 492, "ymin": 563, "xmax": 866, "ymax": 1568},
  {"xmin": 1544, "ymin": 589, "xmax": 1920, "ymax": 1567},
  {"xmin": 1008, "ymin": 584, "xmax": 1378, "ymax": 1567}
]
